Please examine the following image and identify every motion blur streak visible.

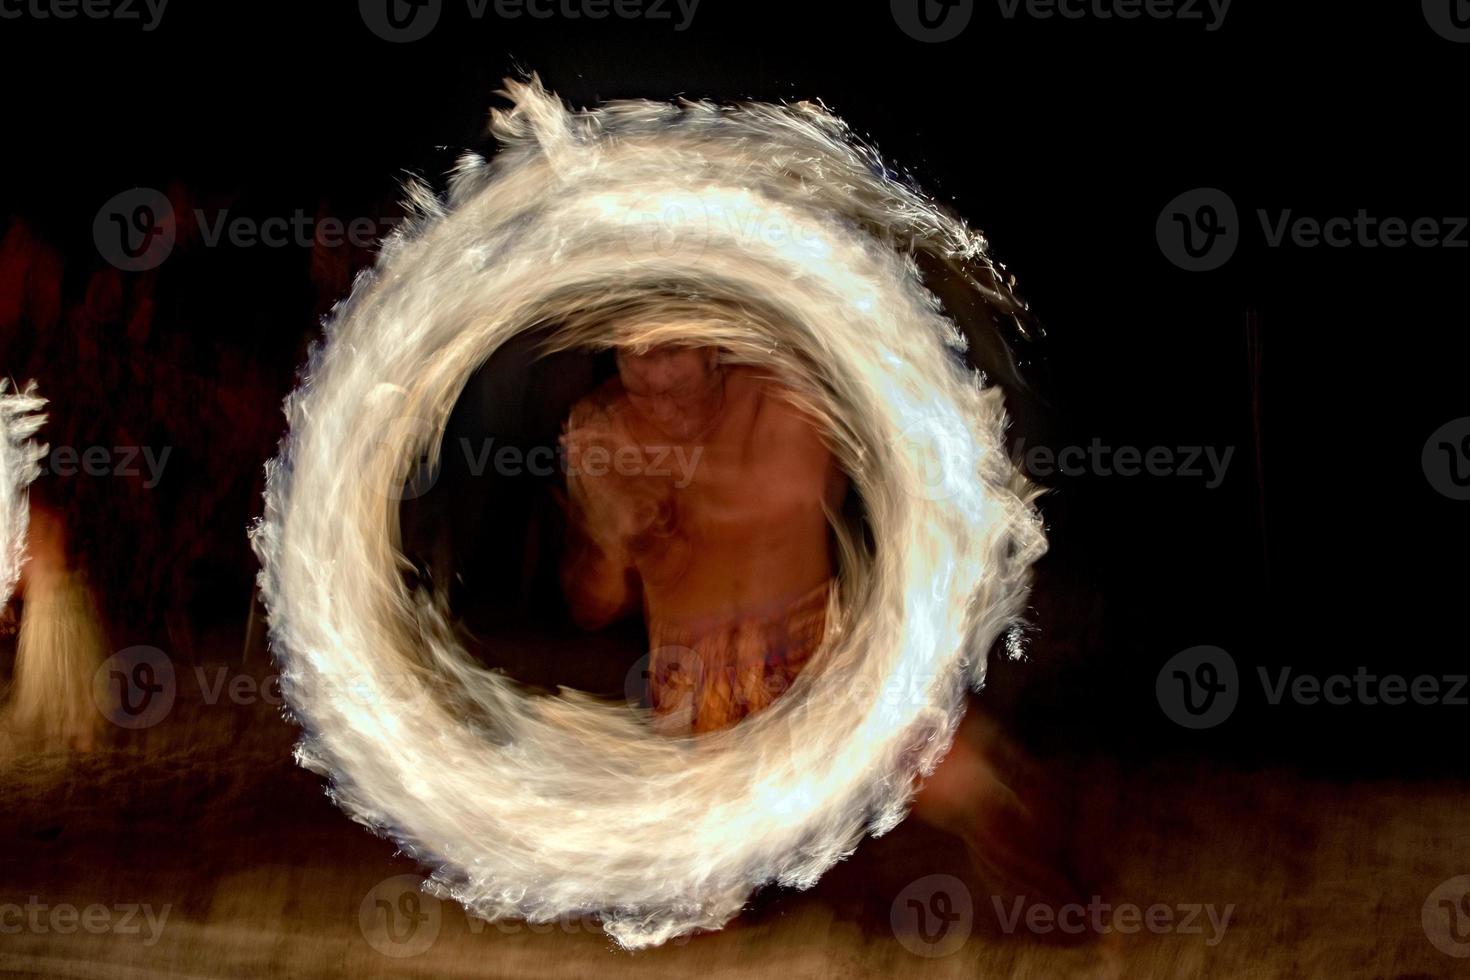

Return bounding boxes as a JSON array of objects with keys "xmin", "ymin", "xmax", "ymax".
[
  {"xmin": 0, "ymin": 379, "xmax": 43, "ymax": 607},
  {"xmin": 250, "ymin": 76, "xmax": 1046, "ymax": 949},
  {"xmin": 0, "ymin": 382, "xmax": 102, "ymax": 752}
]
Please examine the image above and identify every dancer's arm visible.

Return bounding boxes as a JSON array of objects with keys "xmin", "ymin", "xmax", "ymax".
[{"xmin": 558, "ymin": 395, "xmax": 649, "ymax": 630}]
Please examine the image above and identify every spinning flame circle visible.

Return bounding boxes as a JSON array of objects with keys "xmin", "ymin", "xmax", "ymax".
[{"xmin": 251, "ymin": 77, "xmax": 1047, "ymax": 949}]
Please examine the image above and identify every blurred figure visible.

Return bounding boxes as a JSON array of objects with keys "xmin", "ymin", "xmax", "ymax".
[
  {"xmin": 561, "ymin": 342, "xmax": 841, "ymax": 733},
  {"xmin": 2, "ymin": 501, "xmax": 103, "ymax": 752},
  {"xmin": 562, "ymin": 339, "xmax": 1081, "ymax": 903}
]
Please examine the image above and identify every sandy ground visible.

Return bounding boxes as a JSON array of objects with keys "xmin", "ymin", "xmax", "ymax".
[{"xmin": 0, "ymin": 664, "xmax": 1467, "ymax": 980}]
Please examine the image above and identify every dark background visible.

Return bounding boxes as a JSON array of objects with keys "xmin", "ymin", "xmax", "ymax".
[{"xmin": 0, "ymin": 0, "xmax": 1463, "ymax": 777}]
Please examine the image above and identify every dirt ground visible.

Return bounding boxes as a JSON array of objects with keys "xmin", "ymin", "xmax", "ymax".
[{"xmin": 0, "ymin": 665, "xmax": 1466, "ymax": 980}]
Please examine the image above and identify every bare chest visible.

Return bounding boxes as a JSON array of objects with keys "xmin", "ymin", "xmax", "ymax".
[{"xmin": 664, "ymin": 434, "xmax": 827, "ymax": 541}]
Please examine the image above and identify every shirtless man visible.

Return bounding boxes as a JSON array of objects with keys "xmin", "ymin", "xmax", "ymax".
[
  {"xmin": 560, "ymin": 342, "xmax": 844, "ymax": 733},
  {"xmin": 561, "ymin": 339, "xmax": 1079, "ymax": 901}
]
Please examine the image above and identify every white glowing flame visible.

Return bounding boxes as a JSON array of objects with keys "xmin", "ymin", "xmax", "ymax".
[
  {"xmin": 0, "ymin": 380, "xmax": 45, "ymax": 607},
  {"xmin": 250, "ymin": 76, "xmax": 1046, "ymax": 949}
]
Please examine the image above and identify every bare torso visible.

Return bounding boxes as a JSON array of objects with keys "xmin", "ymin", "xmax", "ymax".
[
  {"xmin": 560, "ymin": 361, "xmax": 845, "ymax": 732},
  {"xmin": 564, "ymin": 365, "xmax": 844, "ymax": 628},
  {"xmin": 629, "ymin": 367, "xmax": 840, "ymax": 622}
]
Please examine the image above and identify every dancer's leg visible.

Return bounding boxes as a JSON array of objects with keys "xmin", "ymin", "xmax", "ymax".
[{"xmin": 912, "ymin": 705, "xmax": 1080, "ymax": 905}]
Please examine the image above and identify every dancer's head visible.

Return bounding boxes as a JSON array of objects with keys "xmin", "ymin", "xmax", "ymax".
[{"xmin": 615, "ymin": 344, "xmax": 722, "ymax": 441}]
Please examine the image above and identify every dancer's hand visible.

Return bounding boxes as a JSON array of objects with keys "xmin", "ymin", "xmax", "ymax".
[{"xmin": 560, "ymin": 401, "xmax": 672, "ymax": 559}]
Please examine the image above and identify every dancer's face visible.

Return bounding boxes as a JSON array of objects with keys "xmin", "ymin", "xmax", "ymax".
[{"xmin": 616, "ymin": 345, "xmax": 723, "ymax": 441}]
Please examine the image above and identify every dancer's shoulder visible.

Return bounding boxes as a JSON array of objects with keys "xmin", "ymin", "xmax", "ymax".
[{"xmin": 740, "ymin": 369, "xmax": 827, "ymax": 448}]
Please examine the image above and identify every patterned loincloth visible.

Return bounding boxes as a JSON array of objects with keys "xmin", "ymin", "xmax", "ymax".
[{"xmin": 646, "ymin": 581, "xmax": 833, "ymax": 735}]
